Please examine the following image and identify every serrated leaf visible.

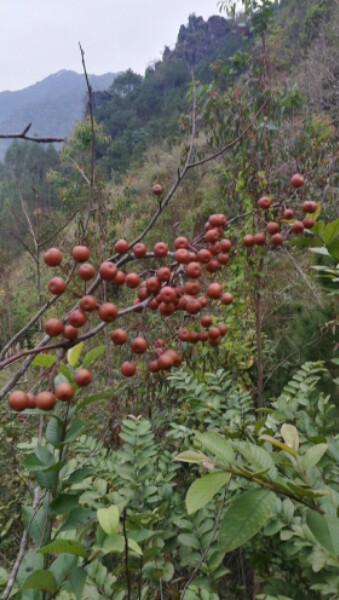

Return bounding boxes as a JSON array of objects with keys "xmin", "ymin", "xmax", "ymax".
[
  {"xmin": 97, "ymin": 505, "xmax": 120, "ymax": 535},
  {"xmin": 37, "ymin": 539, "xmax": 88, "ymax": 558},
  {"xmin": 281, "ymin": 424, "xmax": 299, "ymax": 451},
  {"xmin": 82, "ymin": 345, "xmax": 106, "ymax": 368},
  {"xmin": 186, "ymin": 472, "xmax": 230, "ymax": 514},
  {"xmin": 32, "ymin": 354, "xmax": 57, "ymax": 367},
  {"xmin": 302, "ymin": 444, "xmax": 328, "ymax": 469},
  {"xmin": 22, "ymin": 569, "xmax": 57, "ymax": 593},
  {"xmin": 306, "ymin": 510, "xmax": 339, "ymax": 556},
  {"xmin": 219, "ymin": 489, "xmax": 276, "ymax": 553},
  {"xmin": 174, "ymin": 450, "xmax": 209, "ymax": 464},
  {"xmin": 196, "ymin": 432, "xmax": 235, "ymax": 465},
  {"xmin": 67, "ymin": 342, "xmax": 84, "ymax": 368}
]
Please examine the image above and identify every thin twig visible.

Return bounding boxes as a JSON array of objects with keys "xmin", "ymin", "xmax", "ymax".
[{"xmin": 0, "ymin": 123, "xmax": 64, "ymax": 144}]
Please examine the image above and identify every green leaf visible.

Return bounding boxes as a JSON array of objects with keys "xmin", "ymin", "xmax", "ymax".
[
  {"xmin": 322, "ymin": 219, "xmax": 339, "ymax": 245},
  {"xmin": 174, "ymin": 450, "xmax": 209, "ymax": 464},
  {"xmin": 232, "ymin": 441, "xmax": 277, "ymax": 479},
  {"xmin": 63, "ymin": 418, "xmax": 84, "ymax": 443},
  {"xmin": 102, "ymin": 534, "xmax": 125, "ymax": 554},
  {"xmin": 186, "ymin": 472, "xmax": 230, "ymax": 514},
  {"xmin": 97, "ymin": 505, "xmax": 120, "ymax": 535},
  {"xmin": 63, "ymin": 467, "xmax": 95, "ymax": 486},
  {"xmin": 327, "ymin": 238, "xmax": 339, "ymax": 260},
  {"xmin": 50, "ymin": 493, "xmax": 80, "ymax": 515},
  {"xmin": 302, "ymin": 444, "xmax": 328, "ymax": 469},
  {"xmin": 37, "ymin": 539, "xmax": 88, "ymax": 558},
  {"xmin": 32, "ymin": 354, "xmax": 56, "ymax": 367},
  {"xmin": 45, "ymin": 416, "xmax": 64, "ymax": 446},
  {"xmin": 59, "ymin": 508, "xmax": 94, "ymax": 533},
  {"xmin": 281, "ymin": 424, "xmax": 299, "ymax": 452},
  {"xmin": 260, "ymin": 435, "xmax": 296, "ymax": 455},
  {"xmin": 196, "ymin": 432, "xmax": 235, "ymax": 465},
  {"xmin": 67, "ymin": 342, "xmax": 84, "ymax": 368},
  {"xmin": 219, "ymin": 489, "xmax": 276, "ymax": 553},
  {"xmin": 306, "ymin": 510, "xmax": 339, "ymax": 556},
  {"xmin": 22, "ymin": 569, "xmax": 57, "ymax": 594},
  {"xmin": 82, "ymin": 345, "xmax": 106, "ymax": 368},
  {"xmin": 69, "ymin": 567, "xmax": 86, "ymax": 600},
  {"xmin": 128, "ymin": 538, "xmax": 143, "ymax": 555}
]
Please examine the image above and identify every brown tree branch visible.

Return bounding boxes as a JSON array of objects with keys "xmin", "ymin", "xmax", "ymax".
[{"xmin": 0, "ymin": 123, "xmax": 64, "ymax": 143}]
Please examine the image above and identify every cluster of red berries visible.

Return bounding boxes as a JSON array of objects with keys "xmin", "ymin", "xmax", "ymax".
[
  {"xmin": 7, "ymin": 369, "xmax": 92, "ymax": 412},
  {"xmin": 243, "ymin": 173, "xmax": 317, "ymax": 248},
  {"xmin": 7, "ymin": 210, "xmax": 234, "ymax": 410}
]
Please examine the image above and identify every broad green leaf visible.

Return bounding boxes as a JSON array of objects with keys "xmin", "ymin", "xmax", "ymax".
[
  {"xmin": 69, "ymin": 567, "xmax": 87, "ymax": 600},
  {"xmin": 128, "ymin": 538, "xmax": 143, "ymax": 555},
  {"xmin": 327, "ymin": 238, "xmax": 339, "ymax": 260},
  {"xmin": 50, "ymin": 493, "xmax": 80, "ymax": 515},
  {"xmin": 306, "ymin": 510, "xmax": 339, "ymax": 556},
  {"xmin": 37, "ymin": 539, "xmax": 88, "ymax": 558},
  {"xmin": 22, "ymin": 569, "xmax": 57, "ymax": 594},
  {"xmin": 32, "ymin": 354, "xmax": 56, "ymax": 367},
  {"xmin": 232, "ymin": 441, "xmax": 277, "ymax": 479},
  {"xmin": 302, "ymin": 444, "xmax": 328, "ymax": 470},
  {"xmin": 45, "ymin": 416, "xmax": 63, "ymax": 446},
  {"xmin": 102, "ymin": 534, "xmax": 125, "ymax": 554},
  {"xmin": 63, "ymin": 418, "xmax": 84, "ymax": 443},
  {"xmin": 186, "ymin": 472, "xmax": 230, "ymax": 514},
  {"xmin": 63, "ymin": 467, "xmax": 95, "ymax": 486},
  {"xmin": 82, "ymin": 345, "xmax": 106, "ymax": 368},
  {"xmin": 219, "ymin": 489, "xmax": 276, "ymax": 553},
  {"xmin": 97, "ymin": 505, "xmax": 120, "ymax": 535},
  {"xmin": 280, "ymin": 424, "xmax": 299, "ymax": 452},
  {"xmin": 67, "ymin": 342, "xmax": 84, "ymax": 368},
  {"xmin": 322, "ymin": 219, "xmax": 339, "ymax": 245},
  {"xmin": 50, "ymin": 554, "xmax": 77, "ymax": 584},
  {"xmin": 175, "ymin": 450, "xmax": 209, "ymax": 464},
  {"xmin": 59, "ymin": 508, "xmax": 94, "ymax": 533},
  {"xmin": 260, "ymin": 435, "xmax": 296, "ymax": 455},
  {"xmin": 196, "ymin": 432, "xmax": 235, "ymax": 465}
]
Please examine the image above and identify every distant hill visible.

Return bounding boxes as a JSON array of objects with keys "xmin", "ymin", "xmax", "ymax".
[{"xmin": 0, "ymin": 70, "xmax": 119, "ymax": 159}]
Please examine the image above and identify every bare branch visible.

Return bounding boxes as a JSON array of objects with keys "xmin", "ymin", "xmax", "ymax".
[{"xmin": 0, "ymin": 123, "xmax": 64, "ymax": 144}]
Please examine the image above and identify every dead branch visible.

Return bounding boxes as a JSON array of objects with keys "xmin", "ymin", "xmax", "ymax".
[{"xmin": 0, "ymin": 123, "xmax": 64, "ymax": 143}]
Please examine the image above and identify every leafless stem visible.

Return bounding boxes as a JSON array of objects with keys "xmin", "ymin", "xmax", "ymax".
[{"xmin": 0, "ymin": 123, "xmax": 64, "ymax": 144}]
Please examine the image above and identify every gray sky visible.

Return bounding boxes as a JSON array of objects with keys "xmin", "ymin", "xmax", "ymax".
[{"xmin": 0, "ymin": 0, "xmax": 223, "ymax": 92}]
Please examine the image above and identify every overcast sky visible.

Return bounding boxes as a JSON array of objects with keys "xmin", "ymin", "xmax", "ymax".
[{"xmin": 0, "ymin": 0, "xmax": 225, "ymax": 92}]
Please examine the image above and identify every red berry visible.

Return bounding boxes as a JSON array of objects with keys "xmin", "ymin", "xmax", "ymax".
[
  {"xmin": 63, "ymin": 325, "xmax": 78, "ymax": 340},
  {"xmin": 111, "ymin": 328, "xmax": 128, "ymax": 345},
  {"xmin": 159, "ymin": 286, "xmax": 177, "ymax": 303},
  {"xmin": 131, "ymin": 337, "xmax": 148, "ymax": 354},
  {"xmin": 75, "ymin": 369, "xmax": 92, "ymax": 387},
  {"xmin": 99, "ymin": 261, "xmax": 118, "ymax": 281},
  {"xmin": 44, "ymin": 318, "xmax": 64, "ymax": 337},
  {"xmin": 271, "ymin": 233, "xmax": 284, "ymax": 245},
  {"xmin": 146, "ymin": 277, "xmax": 161, "ymax": 293},
  {"xmin": 35, "ymin": 391, "xmax": 56, "ymax": 411},
  {"xmin": 290, "ymin": 220, "xmax": 305, "ymax": 234},
  {"xmin": 266, "ymin": 222, "xmax": 280, "ymax": 235},
  {"xmin": 120, "ymin": 361, "xmax": 137, "ymax": 377},
  {"xmin": 156, "ymin": 266, "xmax": 171, "ymax": 281},
  {"xmin": 55, "ymin": 382, "xmax": 74, "ymax": 402},
  {"xmin": 44, "ymin": 248, "xmax": 63, "ymax": 267},
  {"xmin": 174, "ymin": 236, "xmax": 189, "ymax": 249},
  {"xmin": 301, "ymin": 200, "xmax": 317, "ymax": 214},
  {"xmin": 48, "ymin": 277, "xmax": 67, "ymax": 295},
  {"xmin": 8, "ymin": 390, "xmax": 29, "ymax": 412},
  {"xmin": 253, "ymin": 233, "xmax": 266, "ymax": 246},
  {"xmin": 114, "ymin": 239, "xmax": 129, "ymax": 254},
  {"xmin": 290, "ymin": 173, "xmax": 304, "ymax": 188},
  {"xmin": 78, "ymin": 262, "xmax": 96, "ymax": 281},
  {"xmin": 221, "ymin": 292, "xmax": 234, "ymax": 305},
  {"xmin": 152, "ymin": 183, "xmax": 163, "ymax": 196},
  {"xmin": 283, "ymin": 208, "xmax": 294, "ymax": 219},
  {"xmin": 219, "ymin": 238, "xmax": 232, "ymax": 252},
  {"xmin": 68, "ymin": 310, "xmax": 87, "ymax": 328},
  {"xmin": 243, "ymin": 234, "xmax": 255, "ymax": 247},
  {"xmin": 206, "ymin": 283, "xmax": 223, "ymax": 299},
  {"xmin": 258, "ymin": 196, "xmax": 272, "ymax": 210},
  {"xmin": 185, "ymin": 262, "xmax": 202, "ymax": 278},
  {"xmin": 72, "ymin": 245, "xmax": 90, "ymax": 262},
  {"xmin": 303, "ymin": 217, "xmax": 315, "ymax": 229},
  {"xmin": 98, "ymin": 302, "xmax": 118, "ymax": 322},
  {"xmin": 153, "ymin": 242, "xmax": 168, "ymax": 257},
  {"xmin": 125, "ymin": 272, "xmax": 140, "ymax": 288},
  {"xmin": 133, "ymin": 243, "xmax": 147, "ymax": 258},
  {"xmin": 79, "ymin": 295, "xmax": 97, "ymax": 312}
]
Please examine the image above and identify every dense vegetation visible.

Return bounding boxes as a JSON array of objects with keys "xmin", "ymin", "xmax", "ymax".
[{"xmin": 0, "ymin": 1, "xmax": 338, "ymax": 599}]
